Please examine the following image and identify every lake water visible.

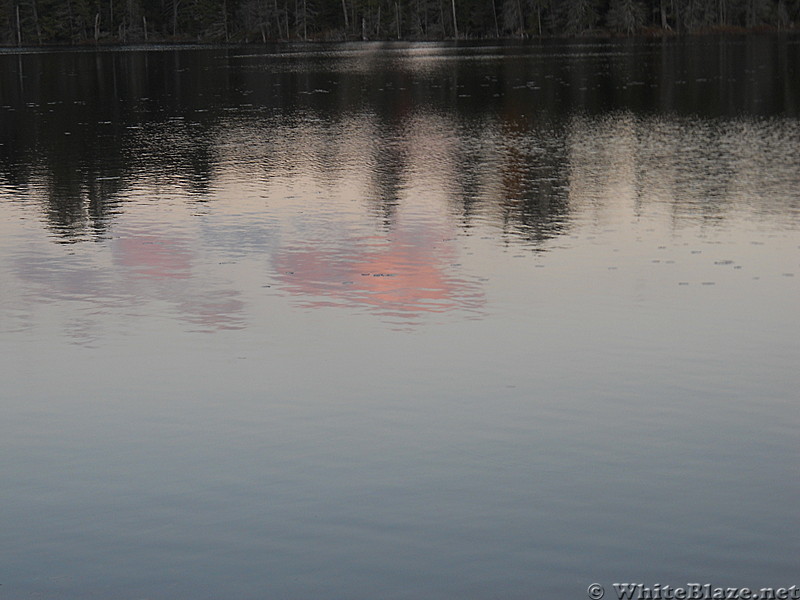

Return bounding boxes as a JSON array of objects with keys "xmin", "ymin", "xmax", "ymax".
[{"xmin": 1, "ymin": 37, "xmax": 799, "ymax": 600}]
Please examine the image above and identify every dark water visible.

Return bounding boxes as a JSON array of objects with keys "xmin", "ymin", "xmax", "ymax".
[{"xmin": 1, "ymin": 38, "xmax": 799, "ymax": 600}]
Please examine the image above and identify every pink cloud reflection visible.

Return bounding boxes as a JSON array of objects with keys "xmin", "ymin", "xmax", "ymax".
[
  {"xmin": 272, "ymin": 228, "xmax": 484, "ymax": 320},
  {"xmin": 114, "ymin": 233, "xmax": 192, "ymax": 280}
]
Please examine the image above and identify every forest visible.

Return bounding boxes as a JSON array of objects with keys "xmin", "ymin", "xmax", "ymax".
[{"xmin": 0, "ymin": 0, "xmax": 798, "ymax": 46}]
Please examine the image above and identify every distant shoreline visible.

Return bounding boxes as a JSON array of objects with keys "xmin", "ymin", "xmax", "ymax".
[{"xmin": 1, "ymin": 27, "xmax": 798, "ymax": 51}]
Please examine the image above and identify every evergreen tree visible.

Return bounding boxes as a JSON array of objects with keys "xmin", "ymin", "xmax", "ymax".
[
  {"xmin": 527, "ymin": 0, "xmax": 550, "ymax": 35},
  {"xmin": 606, "ymin": 0, "xmax": 645, "ymax": 32},
  {"xmin": 502, "ymin": 0, "xmax": 524, "ymax": 35},
  {"xmin": 0, "ymin": 1, "xmax": 15, "ymax": 44},
  {"xmin": 0, "ymin": 0, "xmax": 794, "ymax": 43},
  {"xmin": 553, "ymin": 0, "xmax": 599, "ymax": 33}
]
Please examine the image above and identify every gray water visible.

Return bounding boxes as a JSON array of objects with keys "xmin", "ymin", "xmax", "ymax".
[{"xmin": 1, "ymin": 38, "xmax": 799, "ymax": 600}]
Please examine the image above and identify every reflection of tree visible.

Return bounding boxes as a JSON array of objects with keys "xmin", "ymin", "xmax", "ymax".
[
  {"xmin": 369, "ymin": 136, "xmax": 404, "ymax": 225},
  {"xmin": 363, "ymin": 67, "xmax": 416, "ymax": 226},
  {"xmin": 446, "ymin": 125, "xmax": 486, "ymax": 230},
  {"xmin": 560, "ymin": 111, "xmax": 800, "ymax": 231},
  {"xmin": 133, "ymin": 120, "xmax": 220, "ymax": 196},
  {"xmin": 367, "ymin": 109, "xmax": 408, "ymax": 225},
  {"xmin": 1, "ymin": 42, "xmax": 798, "ymax": 249},
  {"xmin": 0, "ymin": 50, "xmax": 229, "ymax": 241},
  {"xmin": 495, "ymin": 119, "xmax": 572, "ymax": 247},
  {"xmin": 41, "ymin": 173, "xmax": 124, "ymax": 241}
]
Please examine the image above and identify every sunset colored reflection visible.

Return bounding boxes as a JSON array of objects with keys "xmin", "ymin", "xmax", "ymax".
[
  {"xmin": 272, "ymin": 225, "xmax": 484, "ymax": 320},
  {"xmin": 113, "ymin": 230, "xmax": 192, "ymax": 280},
  {"xmin": 1, "ymin": 41, "xmax": 799, "ymax": 600}
]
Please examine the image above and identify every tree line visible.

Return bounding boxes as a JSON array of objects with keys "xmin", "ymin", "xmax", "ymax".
[{"xmin": 0, "ymin": 0, "xmax": 797, "ymax": 46}]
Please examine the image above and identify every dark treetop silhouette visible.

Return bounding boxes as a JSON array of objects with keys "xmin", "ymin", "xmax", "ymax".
[{"xmin": 1, "ymin": 0, "xmax": 798, "ymax": 45}]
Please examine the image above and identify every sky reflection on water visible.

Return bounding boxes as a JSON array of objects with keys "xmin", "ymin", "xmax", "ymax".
[
  {"xmin": 3, "ymin": 107, "xmax": 798, "ymax": 336},
  {"xmin": 1, "ymin": 40, "xmax": 799, "ymax": 600}
]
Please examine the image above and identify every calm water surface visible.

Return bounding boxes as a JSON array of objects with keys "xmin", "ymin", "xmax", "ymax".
[{"xmin": 1, "ymin": 38, "xmax": 799, "ymax": 600}]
